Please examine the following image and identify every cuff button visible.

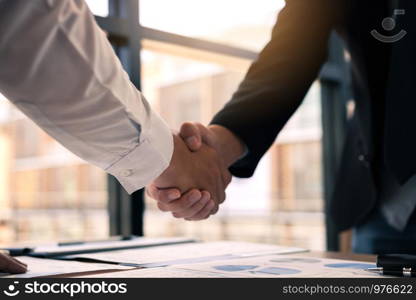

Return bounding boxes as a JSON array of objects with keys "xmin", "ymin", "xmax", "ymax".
[{"xmin": 121, "ymin": 169, "xmax": 133, "ymax": 177}]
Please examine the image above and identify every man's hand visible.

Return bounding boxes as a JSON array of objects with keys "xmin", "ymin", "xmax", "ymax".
[
  {"xmin": 179, "ymin": 123, "xmax": 246, "ymax": 167},
  {"xmin": 0, "ymin": 251, "xmax": 27, "ymax": 274},
  {"xmin": 147, "ymin": 123, "xmax": 245, "ymax": 220},
  {"xmin": 148, "ymin": 132, "xmax": 232, "ymax": 220}
]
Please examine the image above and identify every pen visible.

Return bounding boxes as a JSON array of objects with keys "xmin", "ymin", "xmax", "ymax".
[
  {"xmin": 0, "ymin": 248, "xmax": 33, "ymax": 257},
  {"xmin": 0, "ymin": 236, "xmax": 138, "ymax": 256},
  {"xmin": 57, "ymin": 235, "xmax": 138, "ymax": 246},
  {"xmin": 368, "ymin": 267, "xmax": 416, "ymax": 277}
]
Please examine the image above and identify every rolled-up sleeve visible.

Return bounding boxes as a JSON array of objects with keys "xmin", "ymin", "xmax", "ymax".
[{"xmin": 0, "ymin": 0, "xmax": 173, "ymax": 194}]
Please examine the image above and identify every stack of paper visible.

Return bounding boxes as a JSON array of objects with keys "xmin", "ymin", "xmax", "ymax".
[
  {"xmin": 61, "ymin": 241, "xmax": 306, "ymax": 267},
  {"xmin": 1, "ymin": 239, "xmax": 379, "ymax": 278},
  {"xmin": 78, "ymin": 255, "xmax": 380, "ymax": 278}
]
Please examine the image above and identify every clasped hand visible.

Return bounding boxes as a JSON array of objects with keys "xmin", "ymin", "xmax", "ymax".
[{"xmin": 147, "ymin": 123, "xmax": 231, "ymax": 220}]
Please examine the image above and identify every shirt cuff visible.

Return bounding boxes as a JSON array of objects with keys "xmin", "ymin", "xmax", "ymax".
[{"xmin": 105, "ymin": 111, "xmax": 174, "ymax": 194}]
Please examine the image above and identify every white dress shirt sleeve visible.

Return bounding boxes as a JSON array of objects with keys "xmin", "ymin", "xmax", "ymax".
[{"xmin": 0, "ymin": 0, "xmax": 173, "ymax": 194}]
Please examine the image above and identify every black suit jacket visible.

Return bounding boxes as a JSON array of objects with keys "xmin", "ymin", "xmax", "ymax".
[{"xmin": 211, "ymin": 0, "xmax": 416, "ymax": 231}]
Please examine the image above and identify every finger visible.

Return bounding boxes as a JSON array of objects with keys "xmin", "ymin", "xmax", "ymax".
[
  {"xmin": 202, "ymin": 190, "xmax": 219, "ymax": 215},
  {"xmin": 146, "ymin": 184, "xmax": 181, "ymax": 203},
  {"xmin": 187, "ymin": 199, "xmax": 216, "ymax": 221},
  {"xmin": 157, "ymin": 201, "xmax": 170, "ymax": 212},
  {"xmin": 145, "ymin": 184, "xmax": 157, "ymax": 198},
  {"xmin": 172, "ymin": 191, "xmax": 211, "ymax": 219},
  {"xmin": 210, "ymin": 204, "xmax": 219, "ymax": 215},
  {"xmin": 158, "ymin": 189, "xmax": 202, "ymax": 213},
  {"xmin": 221, "ymin": 169, "xmax": 232, "ymax": 189},
  {"xmin": 216, "ymin": 157, "xmax": 232, "ymax": 203},
  {"xmin": 186, "ymin": 199, "xmax": 216, "ymax": 221},
  {"xmin": 180, "ymin": 122, "xmax": 202, "ymax": 151},
  {"xmin": 215, "ymin": 171, "xmax": 227, "ymax": 205},
  {"xmin": 10, "ymin": 256, "xmax": 27, "ymax": 267},
  {"xmin": 0, "ymin": 253, "xmax": 27, "ymax": 274},
  {"xmin": 196, "ymin": 123, "xmax": 216, "ymax": 146}
]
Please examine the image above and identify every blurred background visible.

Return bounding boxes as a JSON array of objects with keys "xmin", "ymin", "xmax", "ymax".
[{"xmin": 0, "ymin": 0, "xmax": 351, "ymax": 251}]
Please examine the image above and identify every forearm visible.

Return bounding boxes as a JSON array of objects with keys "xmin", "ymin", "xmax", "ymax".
[
  {"xmin": 211, "ymin": 0, "xmax": 338, "ymax": 177},
  {"xmin": 208, "ymin": 125, "xmax": 246, "ymax": 168},
  {"xmin": 0, "ymin": 0, "xmax": 173, "ymax": 193}
]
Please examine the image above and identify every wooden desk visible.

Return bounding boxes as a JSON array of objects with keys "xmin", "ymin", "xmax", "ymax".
[{"xmin": 302, "ymin": 251, "xmax": 376, "ymax": 263}]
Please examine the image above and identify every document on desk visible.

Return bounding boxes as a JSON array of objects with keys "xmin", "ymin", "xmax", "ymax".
[
  {"xmin": 1, "ymin": 256, "xmax": 133, "ymax": 278},
  {"xmin": 61, "ymin": 241, "xmax": 306, "ymax": 267},
  {"xmin": 77, "ymin": 255, "xmax": 383, "ymax": 278},
  {"xmin": 77, "ymin": 267, "xmax": 240, "ymax": 278},
  {"xmin": 172, "ymin": 254, "xmax": 384, "ymax": 278}
]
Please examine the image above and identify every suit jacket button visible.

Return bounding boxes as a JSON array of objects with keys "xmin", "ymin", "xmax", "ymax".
[
  {"xmin": 121, "ymin": 169, "xmax": 133, "ymax": 177},
  {"xmin": 358, "ymin": 154, "xmax": 370, "ymax": 167}
]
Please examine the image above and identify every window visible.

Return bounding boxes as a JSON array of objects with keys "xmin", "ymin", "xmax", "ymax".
[
  {"xmin": 140, "ymin": 0, "xmax": 285, "ymax": 51},
  {"xmin": 0, "ymin": 1, "xmax": 112, "ymax": 246},
  {"xmin": 0, "ymin": 1, "xmax": 341, "ymax": 251},
  {"xmin": 0, "ymin": 102, "xmax": 109, "ymax": 243},
  {"xmin": 139, "ymin": 2, "xmax": 325, "ymax": 250},
  {"xmin": 85, "ymin": 0, "xmax": 109, "ymax": 17}
]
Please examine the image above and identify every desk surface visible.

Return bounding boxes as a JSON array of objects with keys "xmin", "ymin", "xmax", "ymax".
[
  {"xmin": 6, "ymin": 239, "xmax": 376, "ymax": 278},
  {"xmin": 304, "ymin": 251, "xmax": 375, "ymax": 263},
  {"xmin": 58, "ymin": 251, "xmax": 376, "ymax": 278}
]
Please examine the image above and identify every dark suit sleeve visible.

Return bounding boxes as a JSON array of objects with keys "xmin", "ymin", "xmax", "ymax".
[{"xmin": 211, "ymin": 0, "xmax": 342, "ymax": 177}]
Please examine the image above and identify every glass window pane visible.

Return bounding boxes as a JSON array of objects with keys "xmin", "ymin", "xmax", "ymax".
[
  {"xmin": 85, "ymin": 0, "xmax": 109, "ymax": 17},
  {"xmin": 0, "ymin": 95, "xmax": 109, "ymax": 245},
  {"xmin": 141, "ymin": 46, "xmax": 324, "ymax": 251},
  {"xmin": 140, "ymin": 0, "xmax": 285, "ymax": 51}
]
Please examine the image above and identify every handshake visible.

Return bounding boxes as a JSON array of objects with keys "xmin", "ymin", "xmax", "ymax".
[{"xmin": 147, "ymin": 123, "xmax": 246, "ymax": 221}]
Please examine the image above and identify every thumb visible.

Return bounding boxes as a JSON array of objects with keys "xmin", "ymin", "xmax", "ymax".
[{"xmin": 180, "ymin": 122, "xmax": 202, "ymax": 152}]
